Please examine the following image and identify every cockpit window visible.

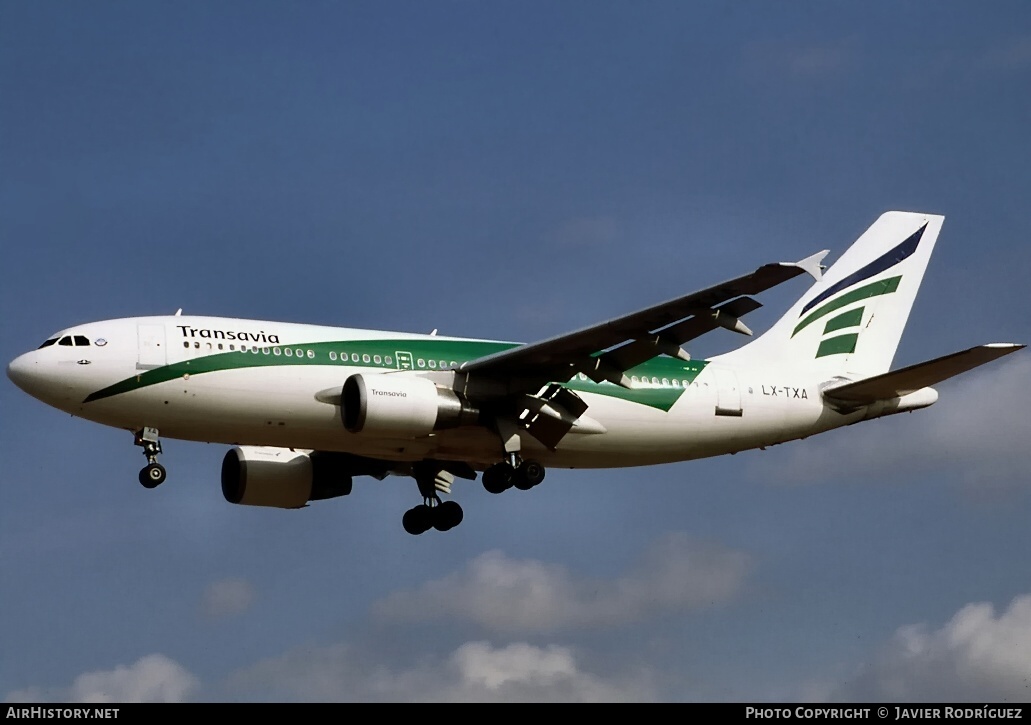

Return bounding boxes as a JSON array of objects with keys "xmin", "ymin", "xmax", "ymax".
[
  {"xmin": 73, "ymin": 335, "xmax": 90, "ymax": 346},
  {"xmin": 38, "ymin": 338, "xmax": 59, "ymax": 349},
  {"xmin": 58, "ymin": 337, "xmax": 73, "ymax": 346}
]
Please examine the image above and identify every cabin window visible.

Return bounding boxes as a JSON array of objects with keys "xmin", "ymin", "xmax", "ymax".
[
  {"xmin": 329, "ymin": 351, "xmax": 337, "ymax": 361},
  {"xmin": 429, "ymin": 359, "xmax": 437, "ymax": 369},
  {"xmin": 631, "ymin": 376, "xmax": 639, "ymax": 384},
  {"xmin": 273, "ymin": 347, "xmax": 281, "ymax": 356},
  {"xmin": 362, "ymin": 354, "xmax": 370, "ymax": 363},
  {"xmin": 306, "ymin": 350, "xmax": 314, "ymax": 359},
  {"xmin": 183, "ymin": 341, "xmax": 190, "ymax": 349},
  {"xmin": 351, "ymin": 353, "xmax": 359, "ymax": 362},
  {"xmin": 450, "ymin": 361, "xmax": 457, "ymax": 368},
  {"xmin": 417, "ymin": 359, "xmax": 426, "ymax": 368},
  {"xmin": 662, "ymin": 378, "xmax": 669, "ymax": 386},
  {"xmin": 385, "ymin": 355, "xmax": 393, "ymax": 365},
  {"xmin": 195, "ymin": 342, "xmax": 201, "ymax": 349},
  {"xmin": 439, "ymin": 360, "xmax": 447, "ymax": 369},
  {"xmin": 285, "ymin": 348, "xmax": 293, "ymax": 357},
  {"xmin": 373, "ymin": 355, "xmax": 381, "ymax": 364}
]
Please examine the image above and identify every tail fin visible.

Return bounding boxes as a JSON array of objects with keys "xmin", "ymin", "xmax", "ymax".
[{"xmin": 715, "ymin": 211, "xmax": 944, "ymax": 378}]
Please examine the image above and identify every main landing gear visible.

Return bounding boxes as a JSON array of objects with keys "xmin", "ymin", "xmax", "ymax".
[
  {"xmin": 482, "ymin": 417, "xmax": 546, "ymax": 495},
  {"xmin": 403, "ymin": 465, "xmax": 464, "ymax": 535},
  {"xmin": 481, "ymin": 454, "xmax": 546, "ymax": 494},
  {"xmin": 134, "ymin": 427, "xmax": 167, "ymax": 489}
]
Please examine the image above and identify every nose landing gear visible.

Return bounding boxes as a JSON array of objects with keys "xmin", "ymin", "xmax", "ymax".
[{"xmin": 134, "ymin": 427, "xmax": 166, "ymax": 488}]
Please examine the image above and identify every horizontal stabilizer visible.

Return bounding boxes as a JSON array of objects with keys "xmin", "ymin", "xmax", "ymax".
[{"xmin": 822, "ymin": 343, "xmax": 1025, "ymax": 404}]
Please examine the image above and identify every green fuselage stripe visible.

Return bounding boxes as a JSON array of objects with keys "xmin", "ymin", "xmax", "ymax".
[
  {"xmin": 84, "ymin": 338, "xmax": 708, "ymax": 411},
  {"xmin": 793, "ymin": 276, "xmax": 901, "ymax": 337}
]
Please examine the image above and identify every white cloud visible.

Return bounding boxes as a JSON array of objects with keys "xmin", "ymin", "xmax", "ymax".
[
  {"xmin": 228, "ymin": 640, "xmax": 658, "ymax": 702},
  {"xmin": 6, "ymin": 654, "xmax": 199, "ymax": 703},
  {"xmin": 200, "ymin": 577, "xmax": 255, "ymax": 619},
  {"xmin": 372, "ymin": 533, "xmax": 751, "ymax": 633},
  {"xmin": 831, "ymin": 593, "xmax": 1031, "ymax": 701},
  {"xmin": 755, "ymin": 355, "xmax": 1031, "ymax": 487}
]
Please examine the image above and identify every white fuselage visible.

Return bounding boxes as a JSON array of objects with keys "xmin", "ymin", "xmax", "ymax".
[{"xmin": 7, "ymin": 315, "xmax": 911, "ymax": 471}]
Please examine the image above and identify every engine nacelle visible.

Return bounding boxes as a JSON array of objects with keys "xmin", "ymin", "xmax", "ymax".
[
  {"xmin": 221, "ymin": 446, "xmax": 354, "ymax": 509},
  {"xmin": 342, "ymin": 373, "xmax": 479, "ymax": 436}
]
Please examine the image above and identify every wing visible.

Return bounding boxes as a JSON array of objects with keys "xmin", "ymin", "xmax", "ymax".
[
  {"xmin": 460, "ymin": 250, "xmax": 828, "ymax": 391},
  {"xmin": 454, "ymin": 250, "xmax": 828, "ymax": 451}
]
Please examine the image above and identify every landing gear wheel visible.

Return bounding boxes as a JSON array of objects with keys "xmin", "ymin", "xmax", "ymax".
[
  {"xmin": 433, "ymin": 501, "xmax": 464, "ymax": 532},
  {"xmin": 482, "ymin": 463, "xmax": 514, "ymax": 494},
  {"xmin": 139, "ymin": 463, "xmax": 166, "ymax": 489},
  {"xmin": 512, "ymin": 459, "xmax": 545, "ymax": 490},
  {"xmin": 403, "ymin": 505, "xmax": 434, "ymax": 536}
]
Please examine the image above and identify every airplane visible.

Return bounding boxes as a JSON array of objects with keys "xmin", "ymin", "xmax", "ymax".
[{"xmin": 7, "ymin": 211, "xmax": 1024, "ymax": 535}]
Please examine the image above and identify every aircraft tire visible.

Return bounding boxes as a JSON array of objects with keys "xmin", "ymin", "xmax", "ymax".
[
  {"xmin": 514, "ymin": 460, "xmax": 545, "ymax": 490},
  {"xmin": 521, "ymin": 460, "xmax": 545, "ymax": 487},
  {"xmin": 481, "ymin": 464, "xmax": 513, "ymax": 494},
  {"xmin": 403, "ymin": 505, "xmax": 433, "ymax": 535},
  {"xmin": 433, "ymin": 501, "xmax": 464, "ymax": 532},
  {"xmin": 139, "ymin": 463, "xmax": 166, "ymax": 489}
]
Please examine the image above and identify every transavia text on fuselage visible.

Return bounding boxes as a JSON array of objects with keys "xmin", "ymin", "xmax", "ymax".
[{"xmin": 176, "ymin": 326, "xmax": 280, "ymax": 344}]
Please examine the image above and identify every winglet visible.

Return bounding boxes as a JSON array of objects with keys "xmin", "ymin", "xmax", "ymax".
[{"xmin": 785, "ymin": 250, "xmax": 829, "ymax": 282}]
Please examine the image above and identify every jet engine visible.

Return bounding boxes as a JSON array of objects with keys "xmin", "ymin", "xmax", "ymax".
[
  {"xmin": 341, "ymin": 373, "xmax": 479, "ymax": 436},
  {"xmin": 221, "ymin": 446, "xmax": 356, "ymax": 509}
]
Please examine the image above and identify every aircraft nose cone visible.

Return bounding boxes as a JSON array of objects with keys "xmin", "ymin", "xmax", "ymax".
[
  {"xmin": 8, "ymin": 351, "xmax": 78, "ymax": 407},
  {"xmin": 7, "ymin": 352, "xmax": 35, "ymax": 392}
]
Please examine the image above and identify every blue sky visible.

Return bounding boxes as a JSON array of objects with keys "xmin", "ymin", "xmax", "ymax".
[{"xmin": 2, "ymin": 1, "xmax": 1030, "ymax": 702}]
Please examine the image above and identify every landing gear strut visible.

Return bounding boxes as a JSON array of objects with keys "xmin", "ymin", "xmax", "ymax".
[
  {"xmin": 134, "ymin": 427, "xmax": 166, "ymax": 489},
  {"xmin": 403, "ymin": 465, "xmax": 464, "ymax": 535}
]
